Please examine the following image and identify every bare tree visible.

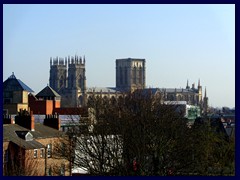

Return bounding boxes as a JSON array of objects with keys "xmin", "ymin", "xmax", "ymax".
[
  {"xmin": 5, "ymin": 146, "xmax": 42, "ymax": 176},
  {"xmin": 54, "ymin": 90, "xmax": 234, "ymax": 176}
]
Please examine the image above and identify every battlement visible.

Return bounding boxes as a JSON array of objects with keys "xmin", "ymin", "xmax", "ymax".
[{"xmin": 50, "ymin": 55, "xmax": 86, "ymax": 66}]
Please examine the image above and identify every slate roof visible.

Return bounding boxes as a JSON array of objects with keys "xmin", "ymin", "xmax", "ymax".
[
  {"xmin": 3, "ymin": 123, "xmax": 66, "ymax": 150},
  {"xmin": 86, "ymin": 87, "xmax": 198, "ymax": 95},
  {"xmin": 36, "ymin": 85, "xmax": 60, "ymax": 97},
  {"xmin": 159, "ymin": 88, "xmax": 197, "ymax": 93},
  {"xmin": 139, "ymin": 88, "xmax": 160, "ymax": 95},
  {"xmin": 87, "ymin": 87, "xmax": 122, "ymax": 93},
  {"xmin": 3, "ymin": 73, "xmax": 34, "ymax": 92}
]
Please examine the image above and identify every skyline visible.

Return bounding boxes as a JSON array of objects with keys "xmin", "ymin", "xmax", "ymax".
[{"xmin": 3, "ymin": 4, "xmax": 235, "ymax": 108}]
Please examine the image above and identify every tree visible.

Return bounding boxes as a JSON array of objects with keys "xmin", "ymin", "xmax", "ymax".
[
  {"xmin": 5, "ymin": 145, "xmax": 42, "ymax": 176},
  {"xmin": 55, "ymin": 90, "xmax": 235, "ymax": 176}
]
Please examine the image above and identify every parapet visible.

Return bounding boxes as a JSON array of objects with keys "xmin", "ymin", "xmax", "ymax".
[{"xmin": 50, "ymin": 55, "xmax": 86, "ymax": 66}]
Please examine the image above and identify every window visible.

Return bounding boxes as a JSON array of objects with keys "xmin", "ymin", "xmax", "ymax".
[
  {"xmin": 47, "ymin": 144, "xmax": 52, "ymax": 158},
  {"xmin": 40, "ymin": 148, "xmax": 44, "ymax": 158},
  {"xmin": 60, "ymin": 164, "xmax": 65, "ymax": 176},
  {"xmin": 4, "ymin": 150, "xmax": 8, "ymax": 163},
  {"xmin": 47, "ymin": 167, "xmax": 52, "ymax": 176},
  {"xmin": 34, "ymin": 149, "xmax": 38, "ymax": 158},
  {"xmin": 61, "ymin": 143, "xmax": 66, "ymax": 155},
  {"xmin": 4, "ymin": 98, "xmax": 11, "ymax": 104}
]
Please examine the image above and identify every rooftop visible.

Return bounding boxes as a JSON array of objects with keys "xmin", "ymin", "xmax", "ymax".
[
  {"xmin": 3, "ymin": 123, "xmax": 66, "ymax": 149},
  {"xmin": 3, "ymin": 72, "xmax": 34, "ymax": 92},
  {"xmin": 36, "ymin": 85, "xmax": 61, "ymax": 97}
]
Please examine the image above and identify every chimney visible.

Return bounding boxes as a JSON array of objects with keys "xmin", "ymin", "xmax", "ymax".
[
  {"xmin": 15, "ymin": 110, "xmax": 35, "ymax": 131},
  {"xmin": 43, "ymin": 114, "xmax": 61, "ymax": 130},
  {"xmin": 30, "ymin": 111, "xmax": 35, "ymax": 131}
]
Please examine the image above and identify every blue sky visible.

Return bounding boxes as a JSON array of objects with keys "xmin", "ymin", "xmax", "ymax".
[{"xmin": 3, "ymin": 4, "xmax": 235, "ymax": 108}]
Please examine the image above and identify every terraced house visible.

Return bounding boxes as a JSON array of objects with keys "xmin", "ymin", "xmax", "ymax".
[{"xmin": 3, "ymin": 111, "xmax": 70, "ymax": 176}]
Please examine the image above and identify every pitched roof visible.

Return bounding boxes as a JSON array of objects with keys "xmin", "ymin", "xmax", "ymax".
[
  {"xmin": 3, "ymin": 123, "xmax": 66, "ymax": 149},
  {"xmin": 3, "ymin": 73, "xmax": 34, "ymax": 92},
  {"xmin": 159, "ymin": 88, "xmax": 197, "ymax": 93},
  {"xmin": 36, "ymin": 85, "xmax": 60, "ymax": 98},
  {"xmin": 87, "ymin": 87, "xmax": 122, "ymax": 93}
]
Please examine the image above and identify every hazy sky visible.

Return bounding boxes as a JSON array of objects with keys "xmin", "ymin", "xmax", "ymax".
[{"xmin": 3, "ymin": 4, "xmax": 235, "ymax": 108}]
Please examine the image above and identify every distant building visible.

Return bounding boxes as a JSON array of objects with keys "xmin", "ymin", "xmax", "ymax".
[
  {"xmin": 3, "ymin": 73, "xmax": 34, "ymax": 114},
  {"xmin": 29, "ymin": 85, "xmax": 61, "ymax": 115},
  {"xmin": 116, "ymin": 58, "xmax": 146, "ymax": 91},
  {"xmin": 49, "ymin": 56, "xmax": 208, "ymax": 113},
  {"xmin": 49, "ymin": 56, "xmax": 87, "ymax": 107}
]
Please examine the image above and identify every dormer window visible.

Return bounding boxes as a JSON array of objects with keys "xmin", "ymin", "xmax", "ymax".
[{"xmin": 15, "ymin": 131, "xmax": 33, "ymax": 141}]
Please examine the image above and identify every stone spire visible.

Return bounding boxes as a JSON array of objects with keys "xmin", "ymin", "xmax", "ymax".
[
  {"xmin": 204, "ymin": 87, "xmax": 207, "ymax": 97},
  {"xmin": 186, "ymin": 79, "xmax": 190, "ymax": 89}
]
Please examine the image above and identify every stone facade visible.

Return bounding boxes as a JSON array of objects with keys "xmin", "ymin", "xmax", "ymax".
[
  {"xmin": 49, "ymin": 55, "xmax": 87, "ymax": 107},
  {"xmin": 49, "ymin": 56, "xmax": 208, "ymax": 113},
  {"xmin": 116, "ymin": 58, "xmax": 146, "ymax": 91}
]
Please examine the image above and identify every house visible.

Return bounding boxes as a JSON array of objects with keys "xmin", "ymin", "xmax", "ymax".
[{"xmin": 3, "ymin": 110, "xmax": 70, "ymax": 176}]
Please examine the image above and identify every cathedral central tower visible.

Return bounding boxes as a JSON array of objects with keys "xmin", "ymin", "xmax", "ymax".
[{"xmin": 116, "ymin": 58, "xmax": 146, "ymax": 91}]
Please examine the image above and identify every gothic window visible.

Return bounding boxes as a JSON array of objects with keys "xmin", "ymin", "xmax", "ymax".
[
  {"xmin": 79, "ymin": 95, "xmax": 83, "ymax": 107},
  {"xmin": 139, "ymin": 67, "xmax": 142, "ymax": 84},
  {"xmin": 168, "ymin": 94, "xmax": 174, "ymax": 101},
  {"xmin": 133, "ymin": 67, "xmax": 136, "ymax": 84},
  {"xmin": 71, "ymin": 75, "xmax": 74, "ymax": 88},
  {"xmin": 137, "ymin": 68, "xmax": 139, "ymax": 84},
  {"xmin": 60, "ymin": 76, "xmax": 64, "ymax": 88},
  {"xmin": 79, "ymin": 75, "xmax": 82, "ymax": 88},
  {"xmin": 125, "ymin": 67, "xmax": 128, "ymax": 85},
  {"xmin": 120, "ymin": 67, "xmax": 123, "ymax": 84}
]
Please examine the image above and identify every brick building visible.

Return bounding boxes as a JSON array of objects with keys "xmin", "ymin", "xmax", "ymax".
[
  {"xmin": 3, "ymin": 110, "xmax": 70, "ymax": 176},
  {"xmin": 29, "ymin": 85, "xmax": 61, "ymax": 115}
]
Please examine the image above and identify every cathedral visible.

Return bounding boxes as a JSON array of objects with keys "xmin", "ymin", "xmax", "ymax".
[
  {"xmin": 49, "ymin": 56, "xmax": 208, "ymax": 113},
  {"xmin": 49, "ymin": 55, "xmax": 87, "ymax": 107}
]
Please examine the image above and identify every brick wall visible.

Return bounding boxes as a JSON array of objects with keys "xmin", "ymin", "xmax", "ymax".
[
  {"xmin": 37, "ymin": 137, "xmax": 70, "ymax": 176},
  {"xmin": 15, "ymin": 110, "xmax": 35, "ymax": 131},
  {"xmin": 29, "ymin": 97, "xmax": 48, "ymax": 114},
  {"xmin": 29, "ymin": 95, "xmax": 57, "ymax": 115}
]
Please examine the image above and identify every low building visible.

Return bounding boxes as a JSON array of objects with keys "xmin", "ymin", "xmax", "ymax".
[
  {"xmin": 29, "ymin": 85, "xmax": 61, "ymax": 115},
  {"xmin": 3, "ymin": 73, "xmax": 34, "ymax": 114},
  {"xmin": 3, "ymin": 110, "xmax": 70, "ymax": 176}
]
